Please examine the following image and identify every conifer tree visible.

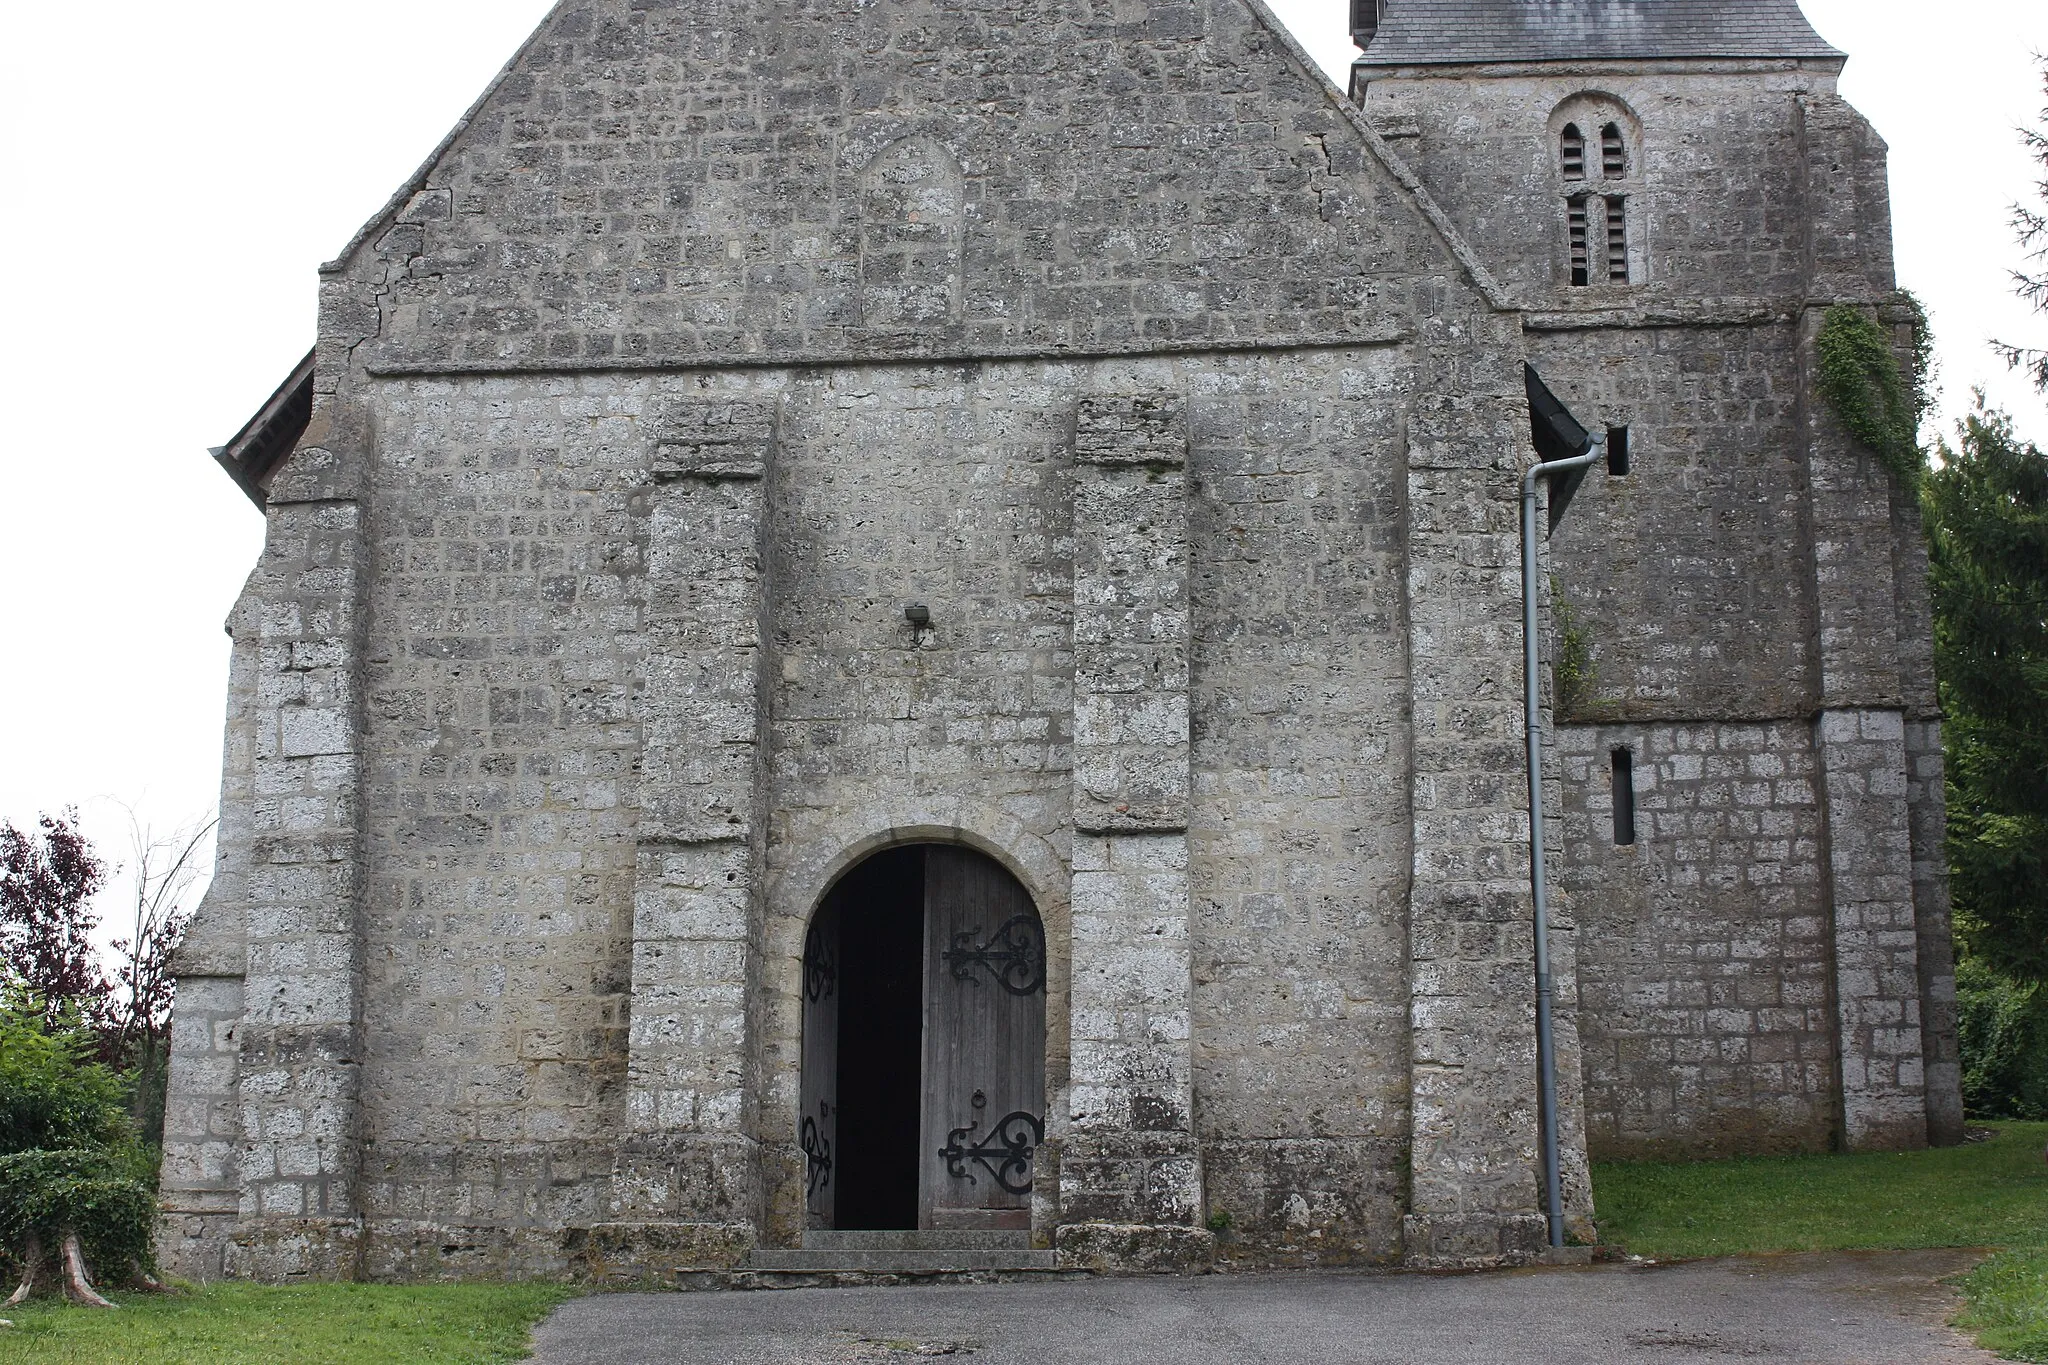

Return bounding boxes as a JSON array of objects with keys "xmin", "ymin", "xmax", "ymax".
[
  {"xmin": 1993, "ymin": 59, "xmax": 2048, "ymax": 392},
  {"xmin": 1927, "ymin": 405, "xmax": 2048, "ymax": 987}
]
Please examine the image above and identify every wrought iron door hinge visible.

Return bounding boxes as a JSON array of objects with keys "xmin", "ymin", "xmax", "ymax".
[
  {"xmin": 801, "ymin": 1106, "xmax": 833, "ymax": 1198},
  {"xmin": 941, "ymin": 915, "xmax": 1045, "ymax": 995},
  {"xmin": 938, "ymin": 1109, "xmax": 1043, "ymax": 1195},
  {"xmin": 803, "ymin": 918, "xmax": 837, "ymax": 1003}
]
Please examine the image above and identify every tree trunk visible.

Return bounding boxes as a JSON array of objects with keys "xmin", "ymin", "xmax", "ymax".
[
  {"xmin": 4, "ymin": 1232, "xmax": 38, "ymax": 1307},
  {"xmin": 59, "ymin": 1231, "xmax": 115, "ymax": 1309}
]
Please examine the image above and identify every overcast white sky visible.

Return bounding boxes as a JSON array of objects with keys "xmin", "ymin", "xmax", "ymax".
[{"xmin": 1, "ymin": 0, "xmax": 2043, "ymax": 928}]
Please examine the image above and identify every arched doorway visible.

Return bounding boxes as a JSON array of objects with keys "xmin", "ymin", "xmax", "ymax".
[{"xmin": 801, "ymin": 844, "xmax": 1046, "ymax": 1231}]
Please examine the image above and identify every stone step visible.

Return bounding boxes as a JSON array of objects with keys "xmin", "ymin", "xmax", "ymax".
[
  {"xmin": 745, "ymin": 1248, "xmax": 1058, "ymax": 1273},
  {"xmin": 801, "ymin": 1230, "xmax": 1032, "ymax": 1252}
]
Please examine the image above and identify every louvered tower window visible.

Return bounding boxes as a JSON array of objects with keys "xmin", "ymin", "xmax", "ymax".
[
  {"xmin": 1567, "ymin": 199, "xmax": 1590, "ymax": 286},
  {"xmin": 1559, "ymin": 102, "xmax": 1640, "ymax": 288}
]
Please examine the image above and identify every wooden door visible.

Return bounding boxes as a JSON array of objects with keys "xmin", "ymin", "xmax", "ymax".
[
  {"xmin": 918, "ymin": 847, "xmax": 1046, "ymax": 1230},
  {"xmin": 800, "ymin": 899, "xmax": 839, "ymax": 1229}
]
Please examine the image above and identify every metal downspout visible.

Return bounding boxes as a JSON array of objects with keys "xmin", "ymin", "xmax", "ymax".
[{"xmin": 1522, "ymin": 439, "xmax": 1602, "ymax": 1249}]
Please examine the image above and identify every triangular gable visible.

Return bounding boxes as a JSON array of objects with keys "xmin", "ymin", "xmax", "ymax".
[{"xmin": 324, "ymin": 0, "xmax": 1511, "ymax": 374}]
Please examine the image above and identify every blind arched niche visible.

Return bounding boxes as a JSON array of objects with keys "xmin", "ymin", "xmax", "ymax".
[{"xmin": 858, "ymin": 136, "xmax": 965, "ymax": 329}]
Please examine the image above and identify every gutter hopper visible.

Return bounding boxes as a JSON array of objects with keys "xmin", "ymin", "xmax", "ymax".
[{"xmin": 1524, "ymin": 363, "xmax": 1593, "ymax": 533}]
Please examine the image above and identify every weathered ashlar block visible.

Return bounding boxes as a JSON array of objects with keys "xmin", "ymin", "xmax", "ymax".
[{"xmin": 165, "ymin": 0, "xmax": 1961, "ymax": 1284}]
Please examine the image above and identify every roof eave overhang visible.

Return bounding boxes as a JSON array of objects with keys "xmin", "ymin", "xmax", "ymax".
[
  {"xmin": 1352, "ymin": 51, "xmax": 1846, "ymax": 83},
  {"xmin": 213, "ymin": 348, "xmax": 316, "ymax": 510}
]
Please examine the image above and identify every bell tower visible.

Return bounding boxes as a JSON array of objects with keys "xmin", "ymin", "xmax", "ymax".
[{"xmin": 1351, "ymin": 0, "xmax": 1967, "ymax": 1160}]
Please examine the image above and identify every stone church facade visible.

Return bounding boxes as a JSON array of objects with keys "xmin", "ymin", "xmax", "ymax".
[{"xmin": 161, "ymin": 0, "xmax": 1961, "ymax": 1282}]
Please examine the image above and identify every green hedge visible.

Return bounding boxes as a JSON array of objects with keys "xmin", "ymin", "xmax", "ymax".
[
  {"xmin": 1960, "ymin": 956, "xmax": 2048, "ymax": 1121},
  {"xmin": 0, "ymin": 1147, "xmax": 158, "ymax": 1284},
  {"xmin": 0, "ymin": 996, "xmax": 160, "ymax": 1293}
]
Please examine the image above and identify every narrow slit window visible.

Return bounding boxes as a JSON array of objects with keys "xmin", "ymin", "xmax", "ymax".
[
  {"xmin": 1601, "ymin": 122, "xmax": 1626, "ymax": 178},
  {"xmin": 1605, "ymin": 197, "xmax": 1629, "ymax": 283},
  {"xmin": 1560, "ymin": 124, "xmax": 1585, "ymax": 181},
  {"xmin": 1607, "ymin": 425, "xmax": 1631, "ymax": 475},
  {"xmin": 1567, "ymin": 199, "xmax": 1589, "ymax": 287},
  {"xmin": 1612, "ymin": 748, "xmax": 1637, "ymax": 846}
]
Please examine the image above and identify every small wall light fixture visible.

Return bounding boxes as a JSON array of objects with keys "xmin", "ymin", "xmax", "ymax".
[{"xmin": 905, "ymin": 603, "xmax": 931, "ymax": 628}]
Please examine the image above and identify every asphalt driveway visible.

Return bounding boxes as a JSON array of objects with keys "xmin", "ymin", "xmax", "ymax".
[{"xmin": 527, "ymin": 1248, "xmax": 1998, "ymax": 1364}]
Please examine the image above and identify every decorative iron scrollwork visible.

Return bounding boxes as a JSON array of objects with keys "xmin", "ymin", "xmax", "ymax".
[
  {"xmin": 801, "ymin": 1109, "xmax": 833, "ymax": 1198},
  {"xmin": 803, "ymin": 916, "xmax": 836, "ymax": 1004},
  {"xmin": 942, "ymin": 915, "xmax": 1045, "ymax": 996},
  {"xmin": 938, "ymin": 1109, "xmax": 1043, "ymax": 1195}
]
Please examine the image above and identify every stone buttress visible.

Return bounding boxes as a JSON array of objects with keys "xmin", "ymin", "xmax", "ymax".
[
  {"xmin": 1059, "ymin": 394, "xmax": 1206, "ymax": 1269},
  {"xmin": 161, "ymin": 366, "xmax": 377, "ymax": 1279}
]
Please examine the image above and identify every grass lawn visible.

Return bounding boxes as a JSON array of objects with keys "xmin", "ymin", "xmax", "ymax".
[
  {"xmin": 1958, "ymin": 1244, "xmax": 2048, "ymax": 1363},
  {"xmin": 1593, "ymin": 1119, "xmax": 2048, "ymax": 1361},
  {"xmin": 0, "ymin": 1281, "xmax": 575, "ymax": 1365}
]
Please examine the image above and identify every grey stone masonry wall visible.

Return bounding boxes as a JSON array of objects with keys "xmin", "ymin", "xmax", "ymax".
[
  {"xmin": 1529, "ymin": 326, "xmax": 1813, "ymax": 720},
  {"xmin": 1365, "ymin": 52, "xmax": 1960, "ymax": 1158},
  {"xmin": 1060, "ymin": 393, "xmax": 1208, "ymax": 1271},
  {"xmin": 1071, "ymin": 394, "xmax": 1192, "ymax": 836},
  {"xmin": 748, "ymin": 358, "xmax": 1080, "ymax": 1250},
  {"xmin": 1558, "ymin": 721, "xmax": 1835, "ymax": 1157},
  {"xmin": 608, "ymin": 399, "xmax": 777, "ymax": 1269},
  {"xmin": 226, "ymin": 430, "xmax": 375, "ymax": 1279},
  {"xmin": 1400, "ymin": 313, "xmax": 1578, "ymax": 1266},
  {"xmin": 733, "ymin": 347, "xmax": 1449, "ymax": 1267},
  {"xmin": 1906, "ymin": 718, "xmax": 1965, "ymax": 1146},
  {"xmin": 159, "ymin": 588, "xmax": 259, "ymax": 1281},
  {"xmin": 1353, "ymin": 65, "xmax": 1850, "ymax": 304},
  {"xmin": 1796, "ymin": 295, "xmax": 1930, "ymax": 1150},
  {"xmin": 1184, "ymin": 345, "xmax": 1418, "ymax": 1268},
  {"xmin": 173, "ymin": 0, "xmax": 1978, "ymax": 1284},
  {"xmin": 156, "ymin": 975, "xmax": 245, "ymax": 1280},
  {"xmin": 298, "ymin": 0, "xmax": 1552, "ymax": 1280},
  {"xmin": 319, "ymin": 337, "xmax": 1532, "ymax": 1281},
  {"xmin": 1813, "ymin": 709, "xmax": 1926, "ymax": 1149},
  {"xmin": 1797, "ymin": 99, "xmax": 1937, "ymax": 1152},
  {"xmin": 330, "ymin": 0, "xmax": 1472, "ymax": 378},
  {"xmin": 1888, "ymin": 431, "xmax": 1955, "ymax": 1150},
  {"xmin": 353, "ymin": 377, "xmax": 646, "ymax": 1282},
  {"xmin": 1531, "ymin": 559, "xmax": 1595, "ymax": 1238},
  {"xmin": 1798, "ymin": 93, "xmax": 1899, "ymax": 307},
  {"xmin": 1799, "ymin": 318, "xmax": 1906, "ymax": 711}
]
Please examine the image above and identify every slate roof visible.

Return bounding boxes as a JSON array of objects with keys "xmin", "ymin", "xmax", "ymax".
[{"xmin": 1356, "ymin": 0, "xmax": 1843, "ymax": 66}]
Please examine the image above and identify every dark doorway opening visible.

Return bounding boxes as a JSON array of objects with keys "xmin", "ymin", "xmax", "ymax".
[
  {"xmin": 827, "ymin": 845, "xmax": 926, "ymax": 1230},
  {"xmin": 802, "ymin": 842, "xmax": 1047, "ymax": 1235}
]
